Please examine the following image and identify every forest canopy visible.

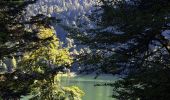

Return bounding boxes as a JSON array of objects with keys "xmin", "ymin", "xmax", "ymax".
[
  {"xmin": 1, "ymin": 0, "xmax": 170, "ymax": 100},
  {"xmin": 64, "ymin": 0, "xmax": 170, "ymax": 99},
  {"xmin": 0, "ymin": 0, "xmax": 84, "ymax": 99}
]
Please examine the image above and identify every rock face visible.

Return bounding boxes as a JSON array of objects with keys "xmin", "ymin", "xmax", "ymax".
[
  {"xmin": 25, "ymin": 0, "xmax": 97, "ymax": 47},
  {"xmin": 25, "ymin": 0, "xmax": 98, "ymax": 72},
  {"xmin": 26, "ymin": 0, "xmax": 97, "ymax": 26}
]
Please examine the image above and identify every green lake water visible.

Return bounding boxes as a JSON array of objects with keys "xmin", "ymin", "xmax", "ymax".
[
  {"xmin": 61, "ymin": 74, "xmax": 117, "ymax": 100},
  {"xmin": 21, "ymin": 74, "xmax": 117, "ymax": 100}
]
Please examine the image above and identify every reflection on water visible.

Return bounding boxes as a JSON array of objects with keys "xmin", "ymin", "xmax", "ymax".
[
  {"xmin": 21, "ymin": 74, "xmax": 117, "ymax": 100},
  {"xmin": 61, "ymin": 74, "xmax": 117, "ymax": 100}
]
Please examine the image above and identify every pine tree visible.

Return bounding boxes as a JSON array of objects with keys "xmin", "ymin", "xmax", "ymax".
[
  {"xmin": 68, "ymin": 0, "xmax": 170, "ymax": 99},
  {"xmin": 0, "ymin": 0, "xmax": 84, "ymax": 99}
]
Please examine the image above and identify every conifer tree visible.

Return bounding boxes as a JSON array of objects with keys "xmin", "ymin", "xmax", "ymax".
[
  {"xmin": 67, "ymin": 0, "xmax": 170, "ymax": 99},
  {"xmin": 0, "ymin": 0, "xmax": 84, "ymax": 99}
]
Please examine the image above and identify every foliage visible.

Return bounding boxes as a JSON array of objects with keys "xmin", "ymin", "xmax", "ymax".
[
  {"xmin": 0, "ymin": 0, "xmax": 83, "ymax": 100},
  {"xmin": 66, "ymin": 0, "xmax": 170, "ymax": 99},
  {"xmin": 63, "ymin": 86, "xmax": 85, "ymax": 100},
  {"xmin": 18, "ymin": 27, "xmax": 73, "ymax": 73},
  {"xmin": 30, "ymin": 77, "xmax": 84, "ymax": 100},
  {"xmin": 36, "ymin": 26, "xmax": 54, "ymax": 39}
]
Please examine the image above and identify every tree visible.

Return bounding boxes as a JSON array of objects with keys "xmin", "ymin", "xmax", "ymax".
[
  {"xmin": 0, "ymin": 0, "xmax": 84, "ymax": 99},
  {"xmin": 65, "ymin": 0, "xmax": 170, "ymax": 99}
]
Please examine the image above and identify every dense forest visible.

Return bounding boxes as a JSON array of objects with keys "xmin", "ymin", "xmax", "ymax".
[
  {"xmin": 0, "ymin": 0, "xmax": 83, "ymax": 99},
  {"xmin": 1, "ymin": 0, "xmax": 170, "ymax": 100}
]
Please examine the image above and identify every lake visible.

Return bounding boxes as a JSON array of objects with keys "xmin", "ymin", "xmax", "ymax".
[
  {"xmin": 60, "ymin": 74, "xmax": 117, "ymax": 100},
  {"xmin": 21, "ymin": 74, "xmax": 117, "ymax": 100}
]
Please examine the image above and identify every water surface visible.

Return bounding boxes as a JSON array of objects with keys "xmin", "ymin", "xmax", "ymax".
[{"xmin": 61, "ymin": 74, "xmax": 116, "ymax": 100}]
